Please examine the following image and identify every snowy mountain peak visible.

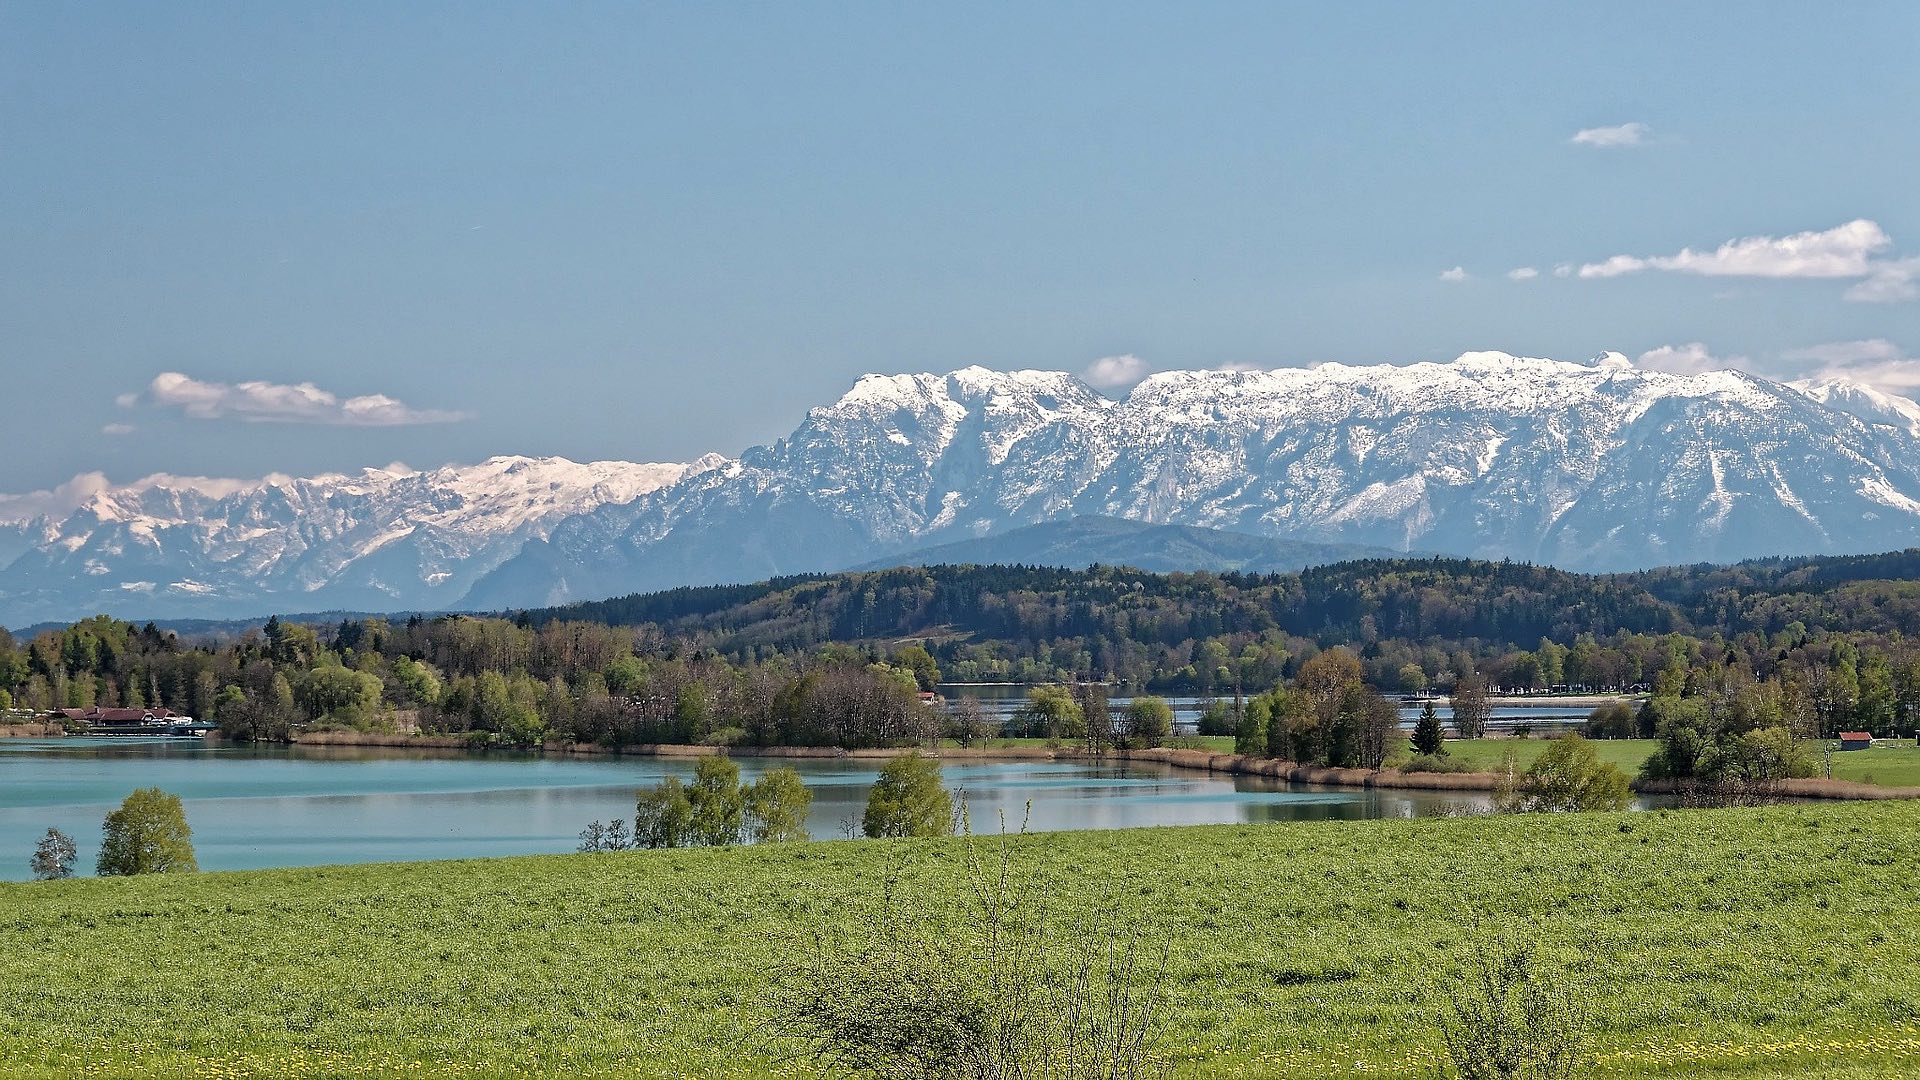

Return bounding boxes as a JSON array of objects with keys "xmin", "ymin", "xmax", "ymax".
[
  {"xmin": 0, "ymin": 454, "xmax": 722, "ymax": 623},
  {"xmin": 454, "ymin": 352, "xmax": 1920, "ymax": 613},
  {"xmin": 10, "ymin": 351, "xmax": 1920, "ymax": 624},
  {"xmin": 1791, "ymin": 377, "xmax": 1920, "ymax": 435}
]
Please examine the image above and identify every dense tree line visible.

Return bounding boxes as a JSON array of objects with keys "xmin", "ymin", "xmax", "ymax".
[
  {"xmin": 0, "ymin": 614, "xmax": 940, "ymax": 749},
  {"xmin": 10, "ymin": 551, "xmax": 1920, "ymax": 748}
]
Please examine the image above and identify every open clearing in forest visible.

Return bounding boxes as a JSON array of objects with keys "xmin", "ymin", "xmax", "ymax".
[{"xmin": 1, "ymin": 803, "xmax": 1917, "ymax": 1078}]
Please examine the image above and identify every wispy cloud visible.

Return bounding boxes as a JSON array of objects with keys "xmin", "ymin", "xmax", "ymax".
[
  {"xmin": 1845, "ymin": 257, "xmax": 1920, "ymax": 303},
  {"xmin": 0, "ymin": 473, "xmax": 115, "ymax": 524},
  {"xmin": 1438, "ymin": 266, "xmax": 1469, "ymax": 283},
  {"xmin": 1780, "ymin": 339, "xmax": 1920, "ymax": 393},
  {"xmin": 101, "ymin": 423, "xmax": 135, "ymax": 437},
  {"xmin": 1630, "ymin": 338, "xmax": 1920, "ymax": 398},
  {"xmin": 1580, "ymin": 220, "xmax": 1890, "ymax": 279},
  {"xmin": 1635, "ymin": 343, "xmax": 1748, "ymax": 376},
  {"xmin": 1081, "ymin": 354, "xmax": 1149, "ymax": 389},
  {"xmin": 1571, "ymin": 122, "xmax": 1651, "ymax": 149},
  {"xmin": 0, "ymin": 470, "xmax": 296, "ymax": 523},
  {"xmin": 1507, "ymin": 267, "xmax": 1539, "ymax": 281},
  {"xmin": 1575, "ymin": 220, "xmax": 1914, "ymax": 303},
  {"xmin": 134, "ymin": 372, "xmax": 470, "ymax": 426}
]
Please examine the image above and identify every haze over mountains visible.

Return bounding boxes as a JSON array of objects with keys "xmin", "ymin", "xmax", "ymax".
[{"xmin": 8, "ymin": 350, "xmax": 1920, "ymax": 625}]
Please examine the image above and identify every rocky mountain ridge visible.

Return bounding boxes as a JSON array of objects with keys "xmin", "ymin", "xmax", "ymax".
[{"xmin": 9, "ymin": 352, "xmax": 1920, "ymax": 624}]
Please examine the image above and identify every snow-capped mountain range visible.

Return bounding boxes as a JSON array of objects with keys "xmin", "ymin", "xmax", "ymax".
[
  {"xmin": 8, "ymin": 351, "xmax": 1920, "ymax": 625},
  {"xmin": 0, "ymin": 455, "xmax": 723, "ymax": 625}
]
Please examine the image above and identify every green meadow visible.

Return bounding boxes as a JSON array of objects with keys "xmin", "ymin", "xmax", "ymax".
[
  {"xmin": 3, "ymin": 802, "xmax": 1918, "ymax": 1079},
  {"xmin": 1435, "ymin": 738, "xmax": 1920, "ymax": 788}
]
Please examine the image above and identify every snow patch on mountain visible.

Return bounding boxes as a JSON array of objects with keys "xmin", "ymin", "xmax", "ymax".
[
  {"xmin": 0, "ymin": 455, "xmax": 723, "ymax": 624},
  {"xmin": 10, "ymin": 351, "xmax": 1920, "ymax": 624},
  {"xmin": 459, "ymin": 351, "xmax": 1920, "ymax": 612}
]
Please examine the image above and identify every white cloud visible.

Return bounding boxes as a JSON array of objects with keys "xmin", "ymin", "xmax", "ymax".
[
  {"xmin": 101, "ymin": 423, "xmax": 135, "ymax": 436},
  {"xmin": 0, "ymin": 470, "xmax": 297, "ymax": 524},
  {"xmin": 1780, "ymin": 339, "xmax": 1920, "ymax": 393},
  {"xmin": 1636, "ymin": 343, "xmax": 1749, "ymax": 376},
  {"xmin": 1213, "ymin": 361, "xmax": 1267, "ymax": 373},
  {"xmin": 1507, "ymin": 267, "xmax": 1539, "ymax": 281},
  {"xmin": 1571, "ymin": 122, "xmax": 1651, "ymax": 148},
  {"xmin": 135, "ymin": 372, "xmax": 470, "ymax": 426},
  {"xmin": 0, "ymin": 473, "xmax": 114, "ymax": 523},
  {"xmin": 1626, "ymin": 338, "xmax": 1920, "ymax": 399},
  {"xmin": 1844, "ymin": 257, "xmax": 1920, "ymax": 303},
  {"xmin": 1574, "ymin": 220, "xmax": 1917, "ymax": 303},
  {"xmin": 1580, "ymin": 220, "xmax": 1892, "ymax": 280},
  {"xmin": 113, "ymin": 392, "xmax": 139, "ymax": 408},
  {"xmin": 1438, "ymin": 266, "xmax": 1469, "ymax": 283},
  {"xmin": 1081, "ymin": 354, "xmax": 1149, "ymax": 389},
  {"xmin": 1552, "ymin": 264, "xmax": 1574, "ymax": 278}
]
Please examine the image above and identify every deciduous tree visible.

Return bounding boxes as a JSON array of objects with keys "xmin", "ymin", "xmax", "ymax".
[
  {"xmin": 30, "ymin": 827, "xmax": 77, "ymax": 880},
  {"xmin": 97, "ymin": 788, "xmax": 197, "ymax": 876},
  {"xmin": 863, "ymin": 752, "xmax": 953, "ymax": 838}
]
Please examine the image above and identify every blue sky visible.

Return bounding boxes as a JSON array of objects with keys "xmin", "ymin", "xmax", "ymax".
[{"xmin": 3, "ymin": 2, "xmax": 1917, "ymax": 493}]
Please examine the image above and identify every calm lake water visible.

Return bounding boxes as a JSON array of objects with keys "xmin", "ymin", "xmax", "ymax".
[{"xmin": 0, "ymin": 737, "xmax": 1497, "ymax": 880}]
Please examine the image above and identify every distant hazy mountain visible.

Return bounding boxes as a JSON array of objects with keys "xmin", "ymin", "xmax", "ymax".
[
  {"xmin": 853, "ymin": 516, "xmax": 1398, "ymax": 574},
  {"xmin": 0, "ymin": 456, "xmax": 724, "ymax": 626},
  {"xmin": 12, "ymin": 350, "xmax": 1920, "ymax": 625}
]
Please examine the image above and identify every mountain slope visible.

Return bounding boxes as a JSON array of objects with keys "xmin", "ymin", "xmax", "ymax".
[
  {"xmin": 11, "ymin": 351, "xmax": 1920, "ymax": 624},
  {"xmin": 0, "ymin": 456, "xmax": 722, "ymax": 624},
  {"xmin": 464, "ymin": 353, "xmax": 1920, "ymax": 609},
  {"xmin": 850, "ymin": 516, "xmax": 1399, "ymax": 574}
]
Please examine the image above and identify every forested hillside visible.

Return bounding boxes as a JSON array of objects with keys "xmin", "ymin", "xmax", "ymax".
[
  {"xmin": 525, "ymin": 553, "xmax": 1920, "ymax": 688},
  {"xmin": 6, "ymin": 551, "xmax": 1920, "ymax": 755}
]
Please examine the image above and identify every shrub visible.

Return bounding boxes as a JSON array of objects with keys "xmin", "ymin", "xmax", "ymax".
[
  {"xmin": 772, "ymin": 832, "xmax": 1170, "ymax": 1079},
  {"xmin": 1494, "ymin": 736, "xmax": 1631, "ymax": 813},
  {"xmin": 1125, "ymin": 697, "xmax": 1174, "ymax": 750},
  {"xmin": 1583, "ymin": 701, "xmax": 1636, "ymax": 740},
  {"xmin": 1700, "ymin": 726, "xmax": 1815, "ymax": 784},
  {"xmin": 634, "ymin": 777, "xmax": 696, "ymax": 848},
  {"xmin": 1438, "ymin": 941, "xmax": 1585, "ymax": 1080},
  {"xmin": 745, "ymin": 767, "xmax": 814, "ymax": 844},
  {"xmin": 688, "ymin": 756, "xmax": 746, "ymax": 846},
  {"xmin": 577, "ymin": 819, "xmax": 634, "ymax": 852},
  {"xmin": 1402, "ymin": 754, "xmax": 1473, "ymax": 774},
  {"xmin": 863, "ymin": 752, "xmax": 954, "ymax": 839}
]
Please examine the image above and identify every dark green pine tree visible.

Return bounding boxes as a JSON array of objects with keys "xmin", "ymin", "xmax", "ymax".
[{"xmin": 1412, "ymin": 699, "xmax": 1446, "ymax": 757}]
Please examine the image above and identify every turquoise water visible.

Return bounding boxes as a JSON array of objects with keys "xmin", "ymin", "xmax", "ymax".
[{"xmin": 0, "ymin": 738, "xmax": 1489, "ymax": 879}]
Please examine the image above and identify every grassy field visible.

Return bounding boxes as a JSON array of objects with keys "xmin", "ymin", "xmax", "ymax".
[
  {"xmin": 3, "ymin": 804, "xmax": 1918, "ymax": 1078},
  {"xmin": 1430, "ymin": 738, "xmax": 1920, "ymax": 788},
  {"xmin": 942, "ymin": 735, "xmax": 1920, "ymax": 789},
  {"xmin": 1434, "ymin": 737, "xmax": 1659, "ymax": 774},
  {"xmin": 1824, "ymin": 742, "xmax": 1920, "ymax": 787}
]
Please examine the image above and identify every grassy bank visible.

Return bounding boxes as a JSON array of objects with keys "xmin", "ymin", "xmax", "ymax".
[
  {"xmin": 3, "ymin": 804, "xmax": 1918, "ymax": 1078},
  {"xmin": 1435, "ymin": 737, "xmax": 1920, "ymax": 788}
]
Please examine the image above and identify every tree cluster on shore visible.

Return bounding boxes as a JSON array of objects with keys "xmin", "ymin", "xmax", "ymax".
[
  {"xmin": 580, "ymin": 750, "xmax": 955, "ymax": 853},
  {"xmin": 28, "ymin": 788, "xmax": 197, "ymax": 881},
  {"xmin": 9, "ymin": 553, "xmax": 1920, "ymax": 752}
]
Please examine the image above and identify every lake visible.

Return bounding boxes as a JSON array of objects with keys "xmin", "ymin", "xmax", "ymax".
[{"xmin": 0, "ymin": 737, "xmax": 1497, "ymax": 880}]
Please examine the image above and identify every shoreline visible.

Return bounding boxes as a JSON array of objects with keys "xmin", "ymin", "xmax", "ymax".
[
  {"xmin": 11, "ymin": 727, "xmax": 1911, "ymax": 801},
  {"xmin": 291, "ymin": 730, "xmax": 1919, "ymax": 800}
]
